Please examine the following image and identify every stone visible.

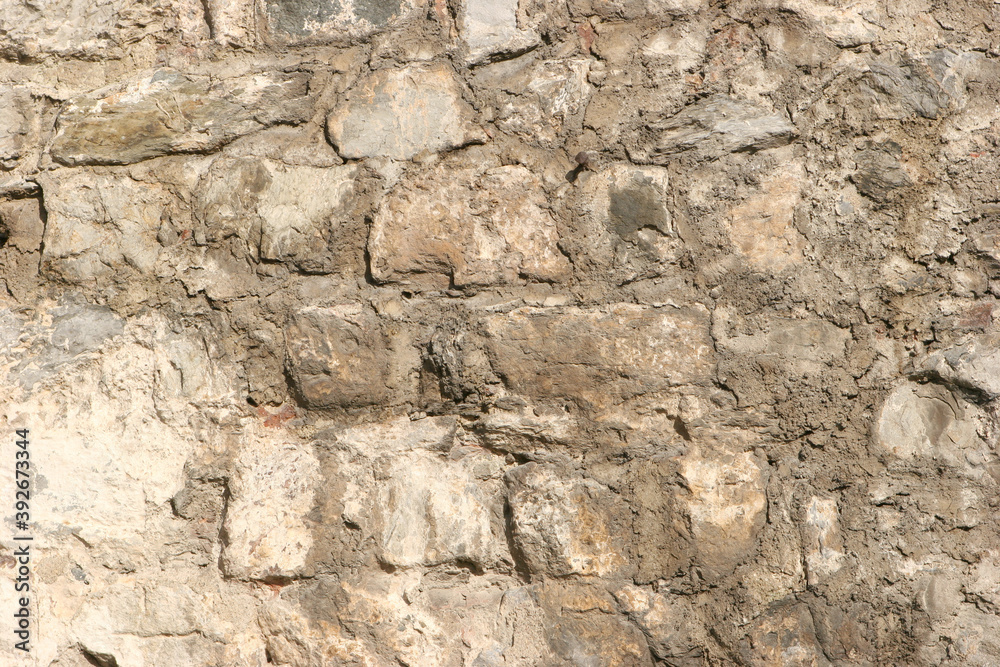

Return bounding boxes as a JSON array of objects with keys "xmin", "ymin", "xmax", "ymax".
[
  {"xmin": 725, "ymin": 163, "xmax": 808, "ymax": 272},
  {"xmin": 372, "ymin": 449, "xmax": 508, "ymax": 569},
  {"xmin": 505, "ymin": 463, "xmax": 628, "ymax": 577},
  {"xmin": 195, "ymin": 158, "xmax": 360, "ymax": 272},
  {"xmin": 460, "ymin": 0, "xmax": 540, "ymax": 65},
  {"xmin": 590, "ymin": 164, "xmax": 673, "ymax": 241},
  {"xmin": 532, "ymin": 582, "xmax": 655, "ymax": 666},
  {"xmin": 916, "ymin": 333, "xmax": 1000, "ymax": 400},
  {"xmin": 643, "ymin": 26, "xmax": 708, "ymax": 72},
  {"xmin": 50, "ymin": 69, "xmax": 312, "ymax": 166},
  {"xmin": 483, "ymin": 304, "xmax": 715, "ymax": 408},
  {"xmin": 326, "ymin": 63, "xmax": 483, "ymax": 160},
  {"xmin": 741, "ymin": 603, "xmax": 832, "ymax": 667},
  {"xmin": 851, "ymin": 142, "xmax": 913, "ymax": 201},
  {"xmin": 222, "ymin": 436, "xmax": 321, "ymax": 580},
  {"xmin": 875, "ymin": 381, "xmax": 991, "ymax": 474},
  {"xmin": 488, "ymin": 58, "xmax": 592, "ymax": 147},
  {"xmin": 0, "ymin": 0, "xmax": 207, "ymax": 59},
  {"xmin": 284, "ymin": 304, "xmax": 393, "ymax": 409},
  {"xmin": 773, "ymin": 0, "xmax": 879, "ymax": 47},
  {"xmin": 0, "ymin": 87, "xmax": 32, "ymax": 169},
  {"xmin": 677, "ymin": 446, "xmax": 767, "ymax": 580},
  {"xmin": 12, "ymin": 302, "xmax": 124, "ymax": 389},
  {"xmin": 369, "ymin": 162, "xmax": 570, "ymax": 287},
  {"xmin": 641, "ymin": 95, "xmax": 797, "ymax": 162},
  {"xmin": 862, "ymin": 53, "xmax": 954, "ymax": 120},
  {"xmin": 800, "ymin": 496, "xmax": 845, "ymax": 585},
  {"xmin": 613, "ymin": 584, "xmax": 708, "ymax": 663},
  {"xmin": 36, "ymin": 170, "xmax": 171, "ymax": 283},
  {"xmin": 262, "ymin": 0, "xmax": 422, "ymax": 44}
]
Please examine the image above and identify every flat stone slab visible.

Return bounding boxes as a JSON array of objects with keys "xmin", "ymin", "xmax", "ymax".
[
  {"xmin": 483, "ymin": 304, "xmax": 715, "ymax": 406},
  {"xmin": 370, "ymin": 163, "xmax": 570, "ymax": 287},
  {"xmin": 50, "ymin": 69, "xmax": 311, "ymax": 166},
  {"xmin": 326, "ymin": 63, "xmax": 484, "ymax": 160}
]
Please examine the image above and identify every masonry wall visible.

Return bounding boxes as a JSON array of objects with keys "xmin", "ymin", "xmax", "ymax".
[{"xmin": 2, "ymin": 1, "xmax": 1000, "ymax": 665}]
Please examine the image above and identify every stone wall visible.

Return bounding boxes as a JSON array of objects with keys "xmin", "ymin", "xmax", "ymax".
[{"xmin": 1, "ymin": 0, "xmax": 999, "ymax": 665}]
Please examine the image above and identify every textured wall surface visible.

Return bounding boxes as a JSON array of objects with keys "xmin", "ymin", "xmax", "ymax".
[{"xmin": 1, "ymin": 1, "xmax": 1000, "ymax": 665}]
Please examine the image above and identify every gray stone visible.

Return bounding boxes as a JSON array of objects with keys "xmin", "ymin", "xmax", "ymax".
[
  {"xmin": 12, "ymin": 301, "xmax": 124, "ymax": 389},
  {"xmin": 285, "ymin": 304, "xmax": 392, "ymax": 409},
  {"xmin": 862, "ymin": 53, "xmax": 952, "ymax": 120},
  {"xmin": 326, "ymin": 63, "xmax": 484, "ymax": 160},
  {"xmin": 460, "ymin": 0, "xmax": 540, "ymax": 65},
  {"xmin": 263, "ymin": 0, "xmax": 419, "ymax": 43},
  {"xmin": 917, "ymin": 334, "xmax": 1000, "ymax": 400},
  {"xmin": 641, "ymin": 95, "xmax": 797, "ymax": 162},
  {"xmin": 851, "ymin": 142, "xmax": 912, "ymax": 201},
  {"xmin": 50, "ymin": 69, "xmax": 311, "ymax": 166},
  {"xmin": 0, "ymin": 88, "xmax": 32, "ymax": 169}
]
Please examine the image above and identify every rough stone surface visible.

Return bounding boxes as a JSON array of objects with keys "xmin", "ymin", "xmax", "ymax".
[
  {"xmin": 370, "ymin": 160, "xmax": 571, "ymax": 287},
  {"xmin": 326, "ymin": 63, "xmax": 483, "ymax": 160},
  {"xmin": 639, "ymin": 95, "xmax": 797, "ymax": 162},
  {"xmin": 50, "ymin": 69, "xmax": 312, "ymax": 166},
  {"xmin": 5, "ymin": 2, "xmax": 1000, "ymax": 665}
]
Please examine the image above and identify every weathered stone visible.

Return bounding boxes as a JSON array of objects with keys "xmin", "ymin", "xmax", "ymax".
[
  {"xmin": 741, "ymin": 603, "xmax": 832, "ymax": 667},
  {"xmin": 460, "ymin": 0, "xmax": 540, "ymax": 65},
  {"xmin": 770, "ymin": 0, "xmax": 878, "ymax": 47},
  {"xmin": 0, "ymin": 0, "xmax": 207, "ymax": 58},
  {"xmin": 800, "ymin": 496, "xmax": 845, "ymax": 585},
  {"xmin": 588, "ymin": 164, "xmax": 673, "ymax": 241},
  {"xmin": 195, "ymin": 158, "xmax": 359, "ymax": 272},
  {"xmin": 875, "ymin": 381, "xmax": 990, "ymax": 474},
  {"xmin": 309, "ymin": 416, "xmax": 510, "ymax": 572},
  {"xmin": 916, "ymin": 333, "xmax": 1000, "ymax": 400},
  {"xmin": 862, "ymin": 53, "xmax": 954, "ymax": 120},
  {"xmin": 222, "ymin": 435, "xmax": 321, "ymax": 580},
  {"xmin": 725, "ymin": 163, "xmax": 808, "ymax": 272},
  {"xmin": 506, "ymin": 463, "xmax": 628, "ymax": 577},
  {"xmin": 532, "ymin": 582, "xmax": 655, "ymax": 666},
  {"xmin": 261, "ymin": 572, "xmax": 514, "ymax": 667},
  {"xmin": 373, "ymin": 448, "xmax": 509, "ymax": 569},
  {"xmin": 643, "ymin": 26, "xmax": 708, "ymax": 72},
  {"xmin": 851, "ymin": 142, "xmax": 912, "ymax": 201},
  {"xmin": 614, "ymin": 584, "xmax": 708, "ymax": 664},
  {"xmin": 641, "ymin": 95, "xmax": 797, "ymax": 162},
  {"xmin": 483, "ymin": 304, "xmax": 715, "ymax": 407},
  {"xmin": 36, "ymin": 170, "xmax": 171, "ymax": 283},
  {"xmin": 285, "ymin": 305, "xmax": 393, "ymax": 409},
  {"xmin": 50, "ymin": 69, "xmax": 311, "ymax": 166},
  {"xmin": 0, "ymin": 88, "xmax": 32, "ymax": 169},
  {"xmin": 677, "ymin": 446, "xmax": 767, "ymax": 580},
  {"xmin": 370, "ymin": 162, "xmax": 570, "ymax": 287},
  {"xmin": 262, "ymin": 0, "xmax": 422, "ymax": 44},
  {"xmin": 488, "ymin": 58, "xmax": 592, "ymax": 147},
  {"xmin": 326, "ymin": 63, "xmax": 483, "ymax": 160},
  {"xmin": 11, "ymin": 302, "xmax": 124, "ymax": 389}
]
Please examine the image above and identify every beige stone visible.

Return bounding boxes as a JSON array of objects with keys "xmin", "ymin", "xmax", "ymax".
[
  {"xmin": 484, "ymin": 304, "xmax": 715, "ymax": 407},
  {"xmin": 726, "ymin": 164, "xmax": 808, "ymax": 273},
  {"xmin": 326, "ymin": 63, "xmax": 483, "ymax": 160},
  {"xmin": 678, "ymin": 447, "xmax": 767, "ymax": 579},
  {"xmin": 370, "ymin": 163, "xmax": 570, "ymax": 287},
  {"xmin": 506, "ymin": 463, "xmax": 628, "ymax": 577}
]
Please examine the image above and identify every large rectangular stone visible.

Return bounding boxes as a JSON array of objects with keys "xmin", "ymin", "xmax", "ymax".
[{"xmin": 483, "ymin": 304, "xmax": 715, "ymax": 406}]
